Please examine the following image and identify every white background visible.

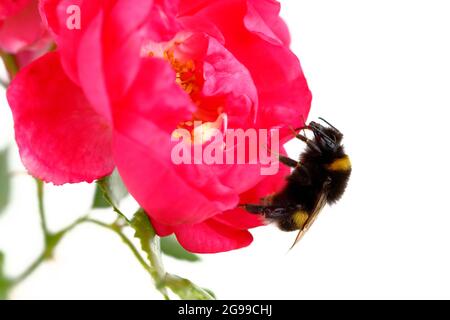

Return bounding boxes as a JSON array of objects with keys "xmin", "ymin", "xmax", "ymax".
[{"xmin": 1, "ymin": 0, "xmax": 450, "ymax": 299}]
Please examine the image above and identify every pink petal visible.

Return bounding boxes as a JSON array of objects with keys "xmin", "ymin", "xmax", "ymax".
[
  {"xmin": 143, "ymin": 0, "xmax": 182, "ymax": 42},
  {"xmin": 40, "ymin": 0, "xmax": 101, "ymax": 84},
  {"xmin": 0, "ymin": 0, "xmax": 48, "ymax": 53},
  {"xmin": 213, "ymin": 208, "xmax": 264, "ymax": 231},
  {"xmin": 179, "ymin": 0, "xmax": 215, "ymax": 16},
  {"xmin": 113, "ymin": 58, "xmax": 239, "ymax": 226},
  {"xmin": 41, "ymin": 0, "xmax": 149, "ymax": 122},
  {"xmin": 76, "ymin": 11, "xmax": 112, "ymax": 123},
  {"xmin": 215, "ymin": 148, "xmax": 290, "ymax": 230},
  {"xmin": 114, "ymin": 127, "xmax": 238, "ymax": 226},
  {"xmin": 245, "ymin": 0, "xmax": 291, "ymax": 46},
  {"xmin": 0, "ymin": 0, "xmax": 31, "ymax": 19},
  {"xmin": 103, "ymin": 0, "xmax": 155, "ymax": 101},
  {"xmin": 14, "ymin": 44, "xmax": 51, "ymax": 69},
  {"xmin": 178, "ymin": 0, "xmax": 312, "ymax": 136},
  {"xmin": 174, "ymin": 219, "xmax": 253, "ymax": 253},
  {"xmin": 7, "ymin": 52, "xmax": 114, "ymax": 185},
  {"xmin": 179, "ymin": 16, "xmax": 225, "ymax": 44},
  {"xmin": 201, "ymin": 35, "xmax": 258, "ymax": 128},
  {"xmin": 151, "ymin": 218, "xmax": 175, "ymax": 237}
]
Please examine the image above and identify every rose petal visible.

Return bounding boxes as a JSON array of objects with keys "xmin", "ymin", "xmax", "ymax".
[
  {"xmin": 215, "ymin": 147, "xmax": 290, "ymax": 230},
  {"xmin": 0, "ymin": 0, "xmax": 48, "ymax": 53},
  {"xmin": 7, "ymin": 52, "xmax": 114, "ymax": 184},
  {"xmin": 0, "ymin": 0, "xmax": 31, "ymax": 19},
  {"xmin": 178, "ymin": 0, "xmax": 312, "ymax": 136},
  {"xmin": 174, "ymin": 219, "xmax": 253, "ymax": 253},
  {"xmin": 113, "ymin": 58, "xmax": 239, "ymax": 226}
]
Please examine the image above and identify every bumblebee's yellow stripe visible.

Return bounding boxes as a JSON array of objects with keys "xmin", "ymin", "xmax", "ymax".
[
  {"xmin": 293, "ymin": 211, "xmax": 309, "ymax": 229},
  {"xmin": 327, "ymin": 156, "xmax": 351, "ymax": 171}
]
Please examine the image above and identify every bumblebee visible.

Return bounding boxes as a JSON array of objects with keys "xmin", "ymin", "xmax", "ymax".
[{"xmin": 243, "ymin": 118, "xmax": 351, "ymax": 248}]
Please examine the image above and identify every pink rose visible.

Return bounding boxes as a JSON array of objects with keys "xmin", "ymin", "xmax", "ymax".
[
  {"xmin": 7, "ymin": 0, "xmax": 311, "ymax": 253},
  {"xmin": 0, "ymin": 0, "xmax": 51, "ymax": 66}
]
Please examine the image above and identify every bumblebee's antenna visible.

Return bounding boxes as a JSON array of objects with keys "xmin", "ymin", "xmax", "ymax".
[{"xmin": 318, "ymin": 117, "xmax": 340, "ymax": 133}]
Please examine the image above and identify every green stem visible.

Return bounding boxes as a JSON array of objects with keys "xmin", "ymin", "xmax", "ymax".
[
  {"xmin": 147, "ymin": 226, "xmax": 168, "ymax": 287},
  {"xmin": 35, "ymin": 179, "xmax": 50, "ymax": 242},
  {"xmin": 83, "ymin": 218, "xmax": 170, "ymax": 300},
  {"xmin": 4, "ymin": 178, "xmax": 208, "ymax": 300},
  {"xmin": 96, "ymin": 179, "xmax": 130, "ymax": 223},
  {"xmin": 5, "ymin": 183, "xmax": 89, "ymax": 292},
  {"xmin": 85, "ymin": 219, "xmax": 150, "ymax": 273},
  {"xmin": 10, "ymin": 217, "xmax": 89, "ymax": 289},
  {"xmin": 12, "ymin": 253, "xmax": 46, "ymax": 286},
  {"xmin": 59, "ymin": 215, "xmax": 89, "ymax": 235},
  {"xmin": 0, "ymin": 52, "xmax": 19, "ymax": 80}
]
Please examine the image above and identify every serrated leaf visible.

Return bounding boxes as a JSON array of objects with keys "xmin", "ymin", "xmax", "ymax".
[
  {"xmin": 92, "ymin": 170, "xmax": 128, "ymax": 208},
  {"xmin": 0, "ymin": 148, "xmax": 10, "ymax": 214},
  {"xmin": 130, "ymin": 209, "xmax": 157, "ymax": 263},
  {"xmin": 130, "ymin": 209, "xmax": 168, "ymax": 291},
  {"xmin": 161, "ymin": 236, "xmax": 200, "ymax": 262},
  {"xmin": 165, "ymin": 274, "xmax": 215, "ymax": 300}
]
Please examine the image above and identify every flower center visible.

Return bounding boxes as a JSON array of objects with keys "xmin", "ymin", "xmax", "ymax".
[
  {"xmin": 143, "ymin": 40, "xmax": 223, "ymax": 144},
  {"xmin": 163, "ymin": 50, "xmax": 200, "ymax": 97}
]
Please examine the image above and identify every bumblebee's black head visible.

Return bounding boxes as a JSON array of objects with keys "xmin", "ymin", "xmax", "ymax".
[{"xmin": 309, "ymin": 118, "xmax": 343, "ymax": 153}]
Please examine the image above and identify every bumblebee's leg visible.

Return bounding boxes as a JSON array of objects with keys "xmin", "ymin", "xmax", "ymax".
[
  {"xmin": 294, "ymin": 114, "xmax": 309, "ymax": 133},
  {"xmin": 262, "ymin": 143, "xmax": 299, "ymax": 168},
  {"xmin": 242, "ymin": 204, "xmax": 290, "ymax": 219},
  {"xmin": 279, "ymin": 155, "xmax": 299, "ymax": 168},
  {"xmin": 289, "ymin": 128, "xmax": 321, "ymax": 153}
]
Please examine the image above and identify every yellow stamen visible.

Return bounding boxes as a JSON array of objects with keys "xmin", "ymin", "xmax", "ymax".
[{"xmin": 163, "ymin": 50, "xmax": 199, "ymax": 96}]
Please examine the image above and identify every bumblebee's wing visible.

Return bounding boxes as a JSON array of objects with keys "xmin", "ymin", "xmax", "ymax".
[{"xmin": 290, "ymin": 179, "xmax": 331, "ymax": 249}]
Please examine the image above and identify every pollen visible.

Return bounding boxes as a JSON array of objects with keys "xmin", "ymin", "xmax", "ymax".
[
  {"xmin": 172, "ymin": 114, "xmax": 226, "ymax": 145},
  {"xmin": 293, "ymin": 211, "xmax": 309, "ymax": 229},
  {"xmin": 164, "ymin": 50, "xmax": 200, "ymax": 96},
  {"xmin": 146, "ymin": 43, "xmax": 225, "ymax": 144}
]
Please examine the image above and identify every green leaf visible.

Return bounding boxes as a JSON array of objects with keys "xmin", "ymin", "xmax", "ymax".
[
  {"xmin": 130, "ymin": 209, "xmax": 157, "ymax": 264},
  {"xmin": 0, "ymin": 252, "xmax": 11, "ymax": 300},
  {"xmin": 92, "ymin": 184, "xmax": 110, "ymax": 208},
  {"xmin": 92, "ymin": 170, "xmax": 128, "ymax": 209},
  {"xmin": 130, "ymin": 209, "xmax": 169, "ymax": 293},
  {"xmin": 161, "ymin": 236, "xmax": 200, "ymax": 262},
  {"xmin": 130, "ymin": 210, "xmax": 215, "ymax": 300},
  {"xmin": 0, "ymin": 148, "xmax": 10, "ymax": 215},
  {"xmin": 165, "ymin": 274, "xmax": 215, "ymax": 300}
]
